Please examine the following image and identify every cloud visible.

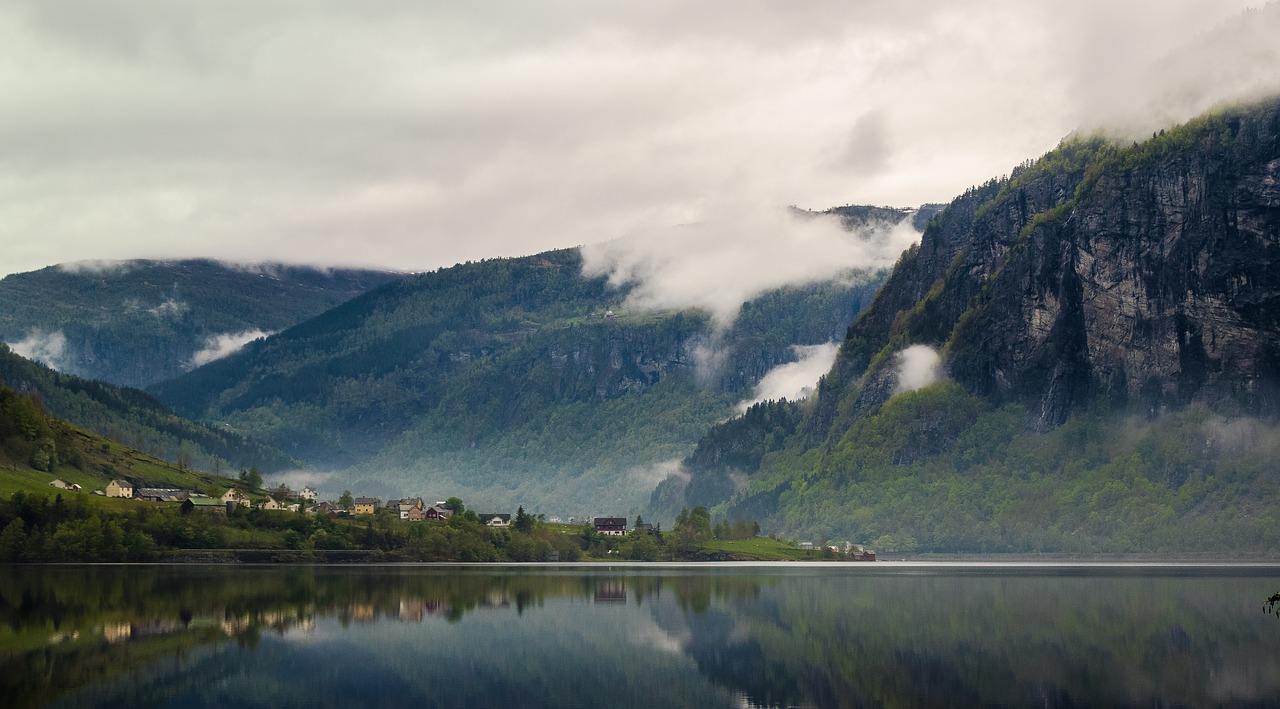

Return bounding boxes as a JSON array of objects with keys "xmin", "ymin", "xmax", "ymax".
[
  {"xmin": 838, "ymin": 111, "xmax": 891, "ymax": 175},
  {"xmin": 147, "ymin": 297, "xmax": 187, "ymax": 319},
  {"xmin": 188, "ymin": 329, "xmax": 273, "ymax": 368},
  {"xmin": 266, "ymin": 469, "xmax": 334, "ymax": 493},
  {"xmin": 625, "ymin": 459, "xmax": 683, "ymax": 491},
  {"xmin": 9, "ymin": 329, "xmax": 69, "ymax": 371},
  {"xmin": 895, "ymin": 345, "xmax": 941, "ymax": 394},
  {"xmin": 55, "ymin": 259, "xmax": 138, "ymax": 275},
  {"xmin": 1067, "ymin": 3, "xmax": 1280, "ymax": 139},
  {"xmin": 581, "ymin": 205, "xmax": 918, "ymax": 328},
  {"xmin": 737, "ymin": 343, "xmax": 839, "ymax": 412},
  {"xmin": 0, "ymin": 1, "xmax": 1269, "ymax": 279}
]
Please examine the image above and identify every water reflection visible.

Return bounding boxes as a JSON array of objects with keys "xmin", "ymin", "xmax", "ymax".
[{"xmin": 2, "ymin": 565, "xmax": 1279, "ymax": 707}]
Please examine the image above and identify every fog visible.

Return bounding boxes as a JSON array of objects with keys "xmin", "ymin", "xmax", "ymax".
[
  {"xmin": 188, "ymin": 329, "xmax": 274, "ymax": 369},
  {"xmin": 737, "ymin": 343, "xmax": 841, "ymax": 413},
  {"xmin": 895, "ymin": 345, "xmax": 941, "ymax": 394},
  {"xmin": 581, "ymin": 206, "xmax": 916, "ymax": 328},
  {"xmin": 8, "ymin": 329, "xmax": 68, "ymax": 372}
]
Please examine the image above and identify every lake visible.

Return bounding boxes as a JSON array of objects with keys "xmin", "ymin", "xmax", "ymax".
[{"xmin": 3, "ymin": 563, "xmax": 1280, "ymax": 707}]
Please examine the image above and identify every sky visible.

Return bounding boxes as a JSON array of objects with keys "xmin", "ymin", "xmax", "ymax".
[{"xmin": 2, "ymin": 0, "xmax": 1278, "ymax": 279}]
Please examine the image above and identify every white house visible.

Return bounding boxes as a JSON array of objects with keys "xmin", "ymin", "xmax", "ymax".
[
  {"xmin": 299, "ymin": 486, "xmax": 318, "ymax": 502},
  {"xmin": 106, "ymin": 479, "xmax": 134, "ymax": 498}
]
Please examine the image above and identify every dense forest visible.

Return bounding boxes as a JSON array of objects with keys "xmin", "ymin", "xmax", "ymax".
[
  {"xmin": 722, "ymin": 384, "xmax": 1280, "ymax": 553},
  {"xmin": 150, "ymin": 245, "xmax": 893, "ymax": 512}
]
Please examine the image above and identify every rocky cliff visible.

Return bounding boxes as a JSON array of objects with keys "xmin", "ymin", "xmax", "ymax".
[
  {"xmin": 817, "ymin": 99, "xmax": 1280, "ymax": 436},
  {"xmin": 657, "ymin": 99, "xmax": 1280, "ymax": 550}
]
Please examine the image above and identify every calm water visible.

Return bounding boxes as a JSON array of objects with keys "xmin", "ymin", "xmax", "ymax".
[{"xmin": 3, "ymin": 563, "xmax": 1280, "ymax": 708}]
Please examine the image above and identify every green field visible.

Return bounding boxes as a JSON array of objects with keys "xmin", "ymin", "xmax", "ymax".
[{"xmin": 697, "ymin": 537, "xmax": 829, "ymax": 561}]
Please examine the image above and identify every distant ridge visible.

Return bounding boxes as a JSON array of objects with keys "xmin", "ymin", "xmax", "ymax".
[
  {"xmin": 0, "ymin": 344, "xmax": 294, "ymax": 474},
  {"xmin": 0, "ymin": 259, "xmax": 402, "ymax": 388}
]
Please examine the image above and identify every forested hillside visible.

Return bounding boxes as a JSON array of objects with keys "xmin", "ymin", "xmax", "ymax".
[
  {"xmin": 0, "ymin": 345, "xmax": 292, "ymax": 475},
  {"xmin": 0, "ymin": 380, "xmax": 256, "ymax": 501},
  {"xmin": 150, "ymin": 240, "xmax": 896, "ymax": 512},
  {"xmin": 0, "ymin": 260, "xmax": 400, "ymax": 388},
  {"xmin": 667, "ymin": 98, "xmax": 1280, "ymax": 552}
]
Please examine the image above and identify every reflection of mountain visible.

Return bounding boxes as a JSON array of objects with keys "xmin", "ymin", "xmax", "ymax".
[
  {"xmin": 5, "ymin": 567, "xmax": 1280, "ymax": 708},
  {"xmin": 661, "ymin": 572, "xmax": 1280, "ymax": 707}
]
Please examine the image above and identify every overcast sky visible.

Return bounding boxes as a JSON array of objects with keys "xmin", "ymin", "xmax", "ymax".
[{"xmin": 2, "ymin": 0, "xmax": 1276, "ymax": 278}]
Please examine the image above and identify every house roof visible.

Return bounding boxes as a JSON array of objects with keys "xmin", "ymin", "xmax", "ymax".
[
  {"xmin": 478, "ymin": 513, "xmax": 511, "ymax": 523},
  {"xmin": 594, "ymin": 517, "xmax": 627, "ymax": 526},
  {"xmin": 354, "ymin": 497, "xmax": 379, "ymax": 505},
  {"xmin": 188, "ymin": 497, "xmax": 226, "ymax": 507},
  {"xmin": 136, "ymin": 488, "xmax": 186, "ymax": 500}
]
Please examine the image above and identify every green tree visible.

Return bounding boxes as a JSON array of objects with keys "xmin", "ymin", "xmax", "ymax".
[
  {"xmin": 339, "ymin": 490, "xmax": 354, "ymax": 509},
  {"xmin": 238, "ymin": 466, "xmax": 263, "ymax": 491},
  {"xmin": 0, "ymin": 518, "xmax": 27, "ymax": 561},
  {"xmin": 445, "ymin": 497, "xmax": 466, "ymax": 515},
  {"xmin": 514, "ymin": 506, "xmax": 533, "ymax": 532}
]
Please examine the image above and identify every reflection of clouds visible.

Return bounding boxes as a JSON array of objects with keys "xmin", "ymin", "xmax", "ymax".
[
  {"xmin": 630, "ymin": 623, "xmax": 687, "ymax": 656},
  {"xmin": 1206, "ymin": 661, "xmax": 1280, "ymax": 704}
]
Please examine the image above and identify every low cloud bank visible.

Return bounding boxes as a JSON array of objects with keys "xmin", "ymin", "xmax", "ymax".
[
  {"xmin": 9, "ymin": 329, "xmax": 69, "ymax": 371},
  {"xmin": 188, "ymin": 329, "xmax": 273, "ymax": 369},
  {"xmin": 737, "ymin": 343, "xmax": 840, "ymax": 412},
  {"xmin": 147, "ymin": 297, "xmax": 187, "ymax": 319},
  {"xmin": 266, "ymin": 470, "xmax": 334, "ymax": 493},
  {"xmin": 895, "ymin": 345, "xmax": 941, "ymax": 393},
  {"xmin": 581, "ymin": 205, "xmax": 918, "ymax": 330},
  {"xmin": 626, "ymin": 459, "xmax": 684, "ymax": 491},
  {"xmin": 55, "ymin": 259, "xmax": 138, "ymax": 275}
]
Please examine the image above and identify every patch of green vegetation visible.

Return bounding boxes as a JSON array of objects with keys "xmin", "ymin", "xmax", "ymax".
[
  {"xmin": 721, "ymin": 383, "xmax": 1280, "ymax": 554},
  {"xmin": 698, "ymin": 537, "xmax": 824, "ymax": 561},
  {"xmin": 0, "ymin": 345, "xmax": 293, "ymax": 474}
]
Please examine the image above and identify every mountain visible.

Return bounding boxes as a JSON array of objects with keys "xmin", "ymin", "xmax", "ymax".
[
  {"xmin": 0, "ymin": 345, "xmax": 293, "ymax": 475},
  {"xmin": 666, "ymin": 97, "xmax": 1280, "ymax": 553},
  {"xmin": 0, "ymin": 380, "xmax": 251, "ymax": 501},
  {"xmin": 0, "ymin": 259, "xmax": 401, "ymax": 388},
  {"xmin": 149, "ymin": 222, "xmax": 905, "ymax": 513}
]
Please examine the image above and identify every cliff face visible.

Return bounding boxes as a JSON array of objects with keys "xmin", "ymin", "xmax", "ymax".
[{"xmin": 816, "ymin": 99, "xmax": 1280, "ymax": 435}]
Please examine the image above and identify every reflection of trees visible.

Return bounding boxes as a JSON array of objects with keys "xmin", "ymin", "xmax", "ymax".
[
  {"xmin": 0, "ymin": 567, "xmax": 758, "ymax": 709},
  {"xmin": 666, "ymin": 573, "xmax": 1280, "ymax": 708},
  {"xmin": 10, "ymin": 568, "xmax": 1275, "ymax": 708}
]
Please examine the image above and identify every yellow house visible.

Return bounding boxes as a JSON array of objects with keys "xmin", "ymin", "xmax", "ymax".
[
  {"xmin": 106, "ymin": 479, "xmax": 134, "ymax": 498},
  {"xmin": 353, "ymin": 497, "xmax": 379, "ymax": 515}
]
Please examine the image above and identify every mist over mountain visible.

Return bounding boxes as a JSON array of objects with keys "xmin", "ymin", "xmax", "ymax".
[
  {"xmin": 665, "ymin": 97, "xmax": 1280, "ymax": 552},
  {"xmin": 0, "ymin": 259, "xmax": 401, "ymax": 388},
  {"xmin": 147, "ymin": 207, "xmax": 913, "ymax": 512}
]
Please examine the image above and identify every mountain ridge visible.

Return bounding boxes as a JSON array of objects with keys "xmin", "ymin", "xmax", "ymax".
[
  {"xmin": 147, "ymin": 227, "xmax": 905, "ymax": 511},
  {"xmin": 0, "ymin": 259, "xmax": 402, "ymax": 388},
  {"xmin": 664, "ymin": 97, "xmax": 1280, "ymax": 551}
]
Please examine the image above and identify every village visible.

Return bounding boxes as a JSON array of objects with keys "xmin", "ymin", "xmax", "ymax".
[
  {"xmin": 70, "ymin": 476, "xmax": 649, "ymax": 538},
  {"xmin": 32, "ymin": 475, "xmax": 876, "ymax": 561}
]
